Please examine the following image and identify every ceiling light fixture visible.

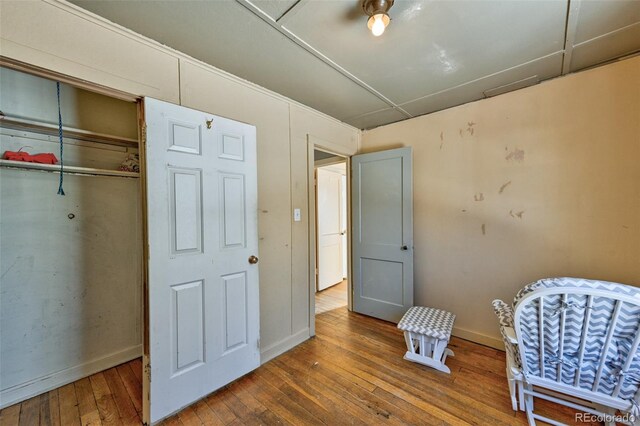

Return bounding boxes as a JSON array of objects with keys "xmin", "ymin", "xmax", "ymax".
[{"xmin": 362, "ymin": 0, "xmax": 394, "ymax": 37}]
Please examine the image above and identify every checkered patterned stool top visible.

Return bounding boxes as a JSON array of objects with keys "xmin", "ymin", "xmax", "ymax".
[{"xmin": 397, "ymin": 307, "xmax": 456, "ymax": 341}]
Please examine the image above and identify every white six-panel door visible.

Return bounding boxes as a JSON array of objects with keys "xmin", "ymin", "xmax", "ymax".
[
  {"xmin": 352, "ymin": 147, "xmax": 413, "ymax": 323},
  {"xmin": 144, "ymin": 98, "xmax": 260, "ymax": 423},
  {"xmin": 317, "ymin": 167, "xmax": 345, "ymax": 291}
]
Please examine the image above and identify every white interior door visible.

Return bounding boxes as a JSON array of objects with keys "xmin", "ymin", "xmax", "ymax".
[
  {"xmin": 144, "ymin": 98, "xmax": 260, "ymax": 423},
  {"xmin": 341, "ymin": 173, "xmax": 348, "ymax": 279},
  {"xmin": 317, "ymin": 166, "xmax": 345, "ymax": 291},
  {"xmin": 352, "ymin": 147, "xmax": 413, "ymax": 322}
]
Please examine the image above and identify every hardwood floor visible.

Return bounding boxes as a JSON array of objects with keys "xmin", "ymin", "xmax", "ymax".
[
  {"xmin": 0, "ymin": 358, "xmax": 143, "ymax": 426},
  {"xmin": 1, "ymin": 308, "xmax": 598, "ymax": 425},
  {"xmin": 315, "ymin": 280, "xmax": 348, "ymax": 314}
]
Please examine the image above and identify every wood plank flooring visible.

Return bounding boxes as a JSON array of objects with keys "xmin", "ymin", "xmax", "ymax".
[
  {"xmin": 1, "ymin": 308, "xmax": 598, "ymax": 425},
  {"xmin": 315, "ymin": 280, "xmax": 348, "ymax": 314},
  {"xmin": 0, "ymin": 359, "xmax": 143, "ymax": 426}
]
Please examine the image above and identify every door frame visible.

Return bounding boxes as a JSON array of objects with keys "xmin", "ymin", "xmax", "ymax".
[
  {"xmin": 315, "ymin": 163, "xmax": 346, "ymax": 292},
  {"xmin": 307, "ymin": 135, "xmax": 352, "ymax": 337}
]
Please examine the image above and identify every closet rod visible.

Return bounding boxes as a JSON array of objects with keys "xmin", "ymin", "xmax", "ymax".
[
  {"xmin": 0, "ymin": 114, "xmax": 139, "ymax": 148},
  {"xmin": 0, "ymin": 159, "xmax": 139, "ymax": 178}
]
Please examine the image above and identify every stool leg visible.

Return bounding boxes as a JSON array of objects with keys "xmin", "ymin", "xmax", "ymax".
[
  {"xmin": 404, "ymin": 331, "xmax": 415, "ymax": 354},
  {"xmin": 403, "ymin": 337, "xmax": 452, "ymax": 374},
  {"xmin": 432, "ymin": 339, "xmax": 447, "ymax": 363}
]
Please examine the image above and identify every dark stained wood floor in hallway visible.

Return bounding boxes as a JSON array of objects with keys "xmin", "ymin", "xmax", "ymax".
[{"xmin": 0, "ymin": 307, "xmax": 596, "ymax": 425}]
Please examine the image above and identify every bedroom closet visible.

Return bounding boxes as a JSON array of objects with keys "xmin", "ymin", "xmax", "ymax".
[{"xmin": 0, "ymin": 66, "xmax": 143, "ymax": 416}]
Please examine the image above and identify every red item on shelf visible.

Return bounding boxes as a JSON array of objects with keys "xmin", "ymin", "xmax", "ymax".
[{"xmin": 3, "ymin": 151, "xmax": 58, "ymax": 164}]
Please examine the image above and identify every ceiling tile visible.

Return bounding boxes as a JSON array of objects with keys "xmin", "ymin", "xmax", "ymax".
[
  {"xmin": 250, "ymin": 0, "xmax": 299, "ymax": 21},
  {"xmin": 570, "ymin": 23, "xmax": 640, "ymax": 72},
  {"xmin": 70, "ymin": 0, "xmax": 388, "ymax": 120},
  {"xmin": 344, "ymin": 108, "xmax": 409, "ymax": 130},
  {"xmin": 68, "ymin": 0, "xmax": 640, "ymax": 129},
  {"xmin": 574, "ymin": 0, "xmax": 640, "ymax": 44},
  {"xmin": 400, "ymin": 52, "xmax": 563, "ymax": 117},
  {"xmin": 284, "ymin": 0, "xmax": 567, "ymax": 104}
]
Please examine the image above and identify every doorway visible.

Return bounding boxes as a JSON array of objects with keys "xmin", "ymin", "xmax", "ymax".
[{"xmin": 313, "ymin": 149, "xmax": 349, "ymax": 316}]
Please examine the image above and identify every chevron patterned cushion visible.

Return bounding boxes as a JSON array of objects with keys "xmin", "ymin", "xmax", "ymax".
[
  {"xmin": 397, "ymin": 306, "xmax": 455, "ymax": 341},
  {"xmin": 492, "ymin": 300, "xmax": 522, "ymax": 370},
  {"xmin": 514, "ymin": 277, "xmax": 640, "ymax": 401},
  {"xmin": 514, "ymin": 277, "xmax": 640, "ymax": 304}
]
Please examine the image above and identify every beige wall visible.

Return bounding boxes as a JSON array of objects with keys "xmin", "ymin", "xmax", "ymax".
[
  {"xmin": 0, "ymin": 0, "xmax": 359, "ymax": 361},
  {"xmin": 361, "ymin": 56, "xmax": 640, "ymax": 348}
]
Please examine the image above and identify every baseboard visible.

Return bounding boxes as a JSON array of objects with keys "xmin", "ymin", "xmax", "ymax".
[
  {"xmin": 260, "ymin": 328, "xmax": 310, "ymax": 364},
  {"xmin": 0, "ymin": 344, "xmax": 142, "ymax": 409},
  {"xmin": 452, "ymin": 326, "xmax": 504, "ymax": 350}
]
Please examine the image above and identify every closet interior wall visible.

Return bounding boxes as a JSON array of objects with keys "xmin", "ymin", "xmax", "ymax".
[{"xmin": 0, "ymin": 67, "xmax": 142, "ymax": 408}]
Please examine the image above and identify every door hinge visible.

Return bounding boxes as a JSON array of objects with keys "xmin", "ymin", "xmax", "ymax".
[
  {"xmin": 257, "ymin": 338, "xmax": 261, "ymax": 349},
  {"xmin": 315, "ymin": 268, "xmax": 319, "ymax": 275},
  {"xmin": 144, "ymin": 362, "xmax": 151, "ymax": 383}
]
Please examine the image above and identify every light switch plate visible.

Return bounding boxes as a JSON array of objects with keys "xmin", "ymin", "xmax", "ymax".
[{"xmin": 294, "ymin": 208, "xmax": 301, "ymax": 222}]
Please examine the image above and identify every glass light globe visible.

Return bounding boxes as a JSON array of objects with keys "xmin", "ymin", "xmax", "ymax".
[{"xmin": 371, "ymin": 14, "xmax": 386, "ymax": 36}]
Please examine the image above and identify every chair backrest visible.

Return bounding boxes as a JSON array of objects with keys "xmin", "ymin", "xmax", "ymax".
[{"xmin": 513, "ymin": 277, "xmax": 640, "ymax": 409}]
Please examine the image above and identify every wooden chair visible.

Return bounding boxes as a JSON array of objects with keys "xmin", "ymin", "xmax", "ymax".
[{"xmin": 493, "ymin": 277, "xmax": 640, "ymax": 425}]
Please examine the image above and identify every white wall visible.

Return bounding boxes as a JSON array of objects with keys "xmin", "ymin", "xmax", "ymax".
[
  {"xmin": 360, "ymin": 56, "xmax": 640, "ymax": 348},
  {"xmin": 0, "ymin": 0, "xmax": 360, "ymax": 362}
]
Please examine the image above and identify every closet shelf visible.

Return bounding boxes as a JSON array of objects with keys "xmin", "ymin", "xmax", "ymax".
[
  {"xmin": 0, "ymin": 159, "xmax": 140, "ymax": 178},
  {"xmin": 0, "ymin": 114, "xmax": 139, "ymax": 148}
]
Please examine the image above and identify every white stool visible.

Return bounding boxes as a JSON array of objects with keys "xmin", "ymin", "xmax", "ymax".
[{"xmin": 397, "ymin": 306, "xmax": 456, "ymax": 374}]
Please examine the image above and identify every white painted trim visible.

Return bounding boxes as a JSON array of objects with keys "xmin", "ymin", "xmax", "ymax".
[
  {"xmin": 308, "ymin": 135, "xmax": 356, "ymax": 157},
  {"xmin": 0, "ymin": 344, "xmax": 142, "ymax": 409},
  {"xmin": 260, "ymin": 328, "xmax": 310, "ymax": 363},
  {"xmin": 0, "ymin": 56, "xmax": 139, "ymax": 103},
  {"xmin": 452, "ymin": 326, "xmax": 503, "ymax": 350},
  {"xmin": 44, "ymin": 0, "xmax": 359, "ymax": 135}
]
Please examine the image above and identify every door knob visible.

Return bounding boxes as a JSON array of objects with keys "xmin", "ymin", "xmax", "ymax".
[
  {"xmin": 248, "ymin": 255, "xmax": 259, "ymax": 264},
  {"xmin": 401, "ymin": 245, "xmax": 408, "ymax": 251}
]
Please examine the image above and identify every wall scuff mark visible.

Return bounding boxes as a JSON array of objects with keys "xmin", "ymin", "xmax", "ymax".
[
  {"xmin": 481, "ymin": 224, "xmax": 486, "ymax": 235},
  {"xmin": 505, "ymin": 148, "xmax": 525, "ymax": 162},
  {"xmin": 466, "ymin": 122, "xmax": 476, "ymax": 135},
  {"xmin": 474, "ymin": 193, "xmax": 485, "ymax": 201},
  {"xmin": 509, "ymin": 209, "xmax": 525, "ymax": 219},
  {"xmin": 498, "ymin": 181, "xmax": 512, "ymax": 194}
]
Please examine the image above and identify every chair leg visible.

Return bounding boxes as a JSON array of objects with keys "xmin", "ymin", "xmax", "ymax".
[
  {"xmin": 518, "ymin": 379, "xmax": 525, "ymax": 411},
  {"xmin": 506, "ymin": 366, "xmax": 517, "ymax": 412},
  {"xmin": 523, "ymin": 383, "xmax": 536, "ymax": 426},
  {"xmin": 508, "ymin": 376, "xmax": 517, "ymax": 411}
]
